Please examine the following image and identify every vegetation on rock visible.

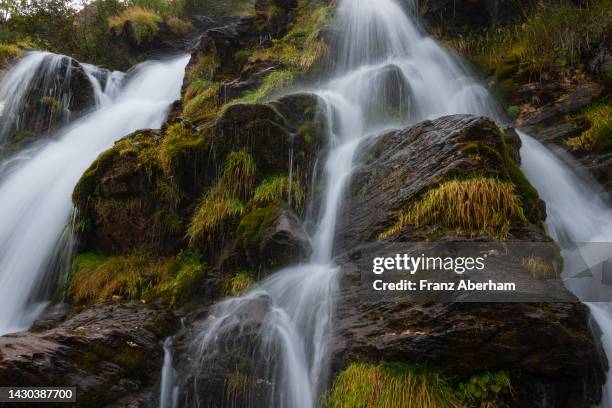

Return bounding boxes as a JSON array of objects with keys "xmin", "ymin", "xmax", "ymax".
[{"xmin": 379, "ymin": 178, "xmax": 526, "ymax": 240}]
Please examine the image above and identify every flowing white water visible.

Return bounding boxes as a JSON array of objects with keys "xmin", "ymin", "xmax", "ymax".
[
  {"xmin": 186, "ymin": 0, "xmax": 511, "ymax": 406},
  {"xmin": 0, "ymin": 52, "xmax": 91, "ymax": 145},
  {"xmin": 0, "ymin": 55, "xmax": 189, "ymax": 335},
  {"xmin": 519, "ymin": 131, "xmax": 612, "ymax": 405},
  {"xmin": 160, "ymin": 337, "xmax": 179, "ymax": 408}
]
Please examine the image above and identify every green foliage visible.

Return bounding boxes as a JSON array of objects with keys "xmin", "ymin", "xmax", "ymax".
[
  {"xmin": 108, "ymin": 7, "xmax": 163, "ymax": 45},
  {"xmin": 506, "ymin": 105, "xmax": 520, "ymax": 118},
  {"xmin": 379, "ymin": 178, "xmax": 526, "ymax": 240},
  {"xmin": 250, "ymin": 0, "xmax": 332, "ymax": 74},
  {"xmin": 325, "ymin": 362, "xmax": 462, "ymax": 408},
  {"xmin": 459, "ymin": 371, "xmax": 512, "ymax": 404},
  {"xmin": 70, "ymin": 250, "xmax": 205, "ymax": 307},
  {"xmin": 465, "ymin": 0, "xmax": 612, "ymax": 73},
  {"xmin": 187, "ymin": 150, "xmax": 256, "ymax": 243},
  {"xmin": 253, "ymin": 174, "xmax": 305, "ymax": 210},
  {"xmin": 566, "ymin": 104, "xmax": 612, "ymax": 152},
  {"xmin": 150, "ymin": 250, "xmax": 206, "ymax": 307}
]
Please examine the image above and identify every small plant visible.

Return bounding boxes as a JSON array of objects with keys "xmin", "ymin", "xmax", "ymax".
[
  {"xmin": 236, "ymin": 69, "xmax": 295, "ymax": 104},
  {"xmin": 379, "ymin": 178, "xmax": 526, "ymax": 240},
  {"xmin": 506, "ymin": 105, "xmax": 520, "ymax": 119},
  {"xmin": 0, "ymin": 43, "xmax": 21, "ymax": 66},
  {"xmin": 459, "ymin": 371, "xmax": 512, "ymax": 404},
  {"xmin": 108, "ymin": 7, "xmax": 163, "ymax": 45},
  {"xmin": 187, "ymin": 150, "xmax": 256, "ymax": 243}
]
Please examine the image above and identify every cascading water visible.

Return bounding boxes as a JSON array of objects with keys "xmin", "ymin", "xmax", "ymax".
[
  {"xmin": 0, "ymin": 52, "xmax": 91, "ymax": 146},
  {"xmin": 180, "ymin": 0, "xmax": 612, "ymax": 406},
  {"xmin": 0, "ymin": 54, "xmax": 189, "ymax": 335},
  {"xmin": 520, "ymin": 131, "xmax": 612, "ymax": 405},
  {"xmin": 184, "ymin": 0, "xmax": 511, "ymax": 407}
]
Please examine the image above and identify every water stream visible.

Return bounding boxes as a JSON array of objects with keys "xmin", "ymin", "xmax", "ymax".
[
  {"xmin": 0, "ymin": 55, "xmax": 189, "ymax": 335},
  {"xmin": 184, "ymin": 0, "xmax": 612, "ymax": 406}
]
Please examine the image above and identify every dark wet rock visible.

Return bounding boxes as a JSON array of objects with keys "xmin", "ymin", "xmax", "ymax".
[
  {"xmin": 331, "ymin": 114, "xmax": 607, "ymax": 407},
  {"xmin": 0, "ymin": 56, "xmax": 96, "ymax": 158},
  {"xmin": 173, "ymin": 296, "xmax": 276, "ymax": 408},
  {"xmin": 417, "ymin": 0, "xmax": 533, "ymax": 35},
  {"xmin": 236, "ymin": 203, "xmax": 312, "ymax": 274},
  {"xmin": 73, "ymin": 93, "xmax": 325, "ymax": 256},
  {"xmin": 0, "ymin": 302, "xmax": 177, "ymax": 407}
]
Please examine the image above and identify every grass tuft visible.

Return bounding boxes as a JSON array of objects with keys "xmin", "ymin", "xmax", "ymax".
[
  {"xmin": 187, "ymin": 150, "xmax": 256, "ymax": 243},
  {"xmin": 253, "ymin": 174, "xmax": 305, "ymax": 210},
  {"xmin": 521, "ymin": 256, "xmax": 558, "ymax": 279},
  {"xmin": 325, "ymin": 362, "xmax": 462, "ymax": 408},
  {"xmin": 379, "ymin": 178, "xmax": 526, "ymax": 240},
  {"xmin": 225, "ymin": 271, "xmax": 255, "ymax": 297},
  {"xmin": 108, "ymin": 7, "xmax": 163, "ymax": 45}
]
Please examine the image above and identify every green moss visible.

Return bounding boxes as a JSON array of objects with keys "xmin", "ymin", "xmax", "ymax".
[
  {"xmin": 149, "ymin": 250, "xmax": 206, "ymax": 307},
  {"xmin": 325, "ymin": 362, "xmax": 461, "ymax": 408},
  {"xmin": 70, "ymin": 250, "xmax": 205, "ymax": 308},
  {"xmin": 159, "ymin": 122, "xmax": 207, "ymax": 178},
  {"xmin": 234, "ymin": 69, "xmax": 296, "ymax": 105},
  {"xmin": 464, "ymin": 0, "xmax": 611, "ymax": 73},
  {"xmin": 236, "ymin": 202, "xmax": 282, "ymax": 249}
]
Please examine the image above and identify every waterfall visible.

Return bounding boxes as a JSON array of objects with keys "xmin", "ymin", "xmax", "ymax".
[
  {"xmin": 0, "ymin": 55, "xmax": 189, "ymax": 335},
  {"xmin": 160, "ymin": 337, "xmax": 179, "ymax": 408},
  {"xmin": 519, "ymin": 131, "xmax": 612, "ymax": 405},
  {"xmin": 0, "ymin": 52, "xmax": 93, "ymax": 146},
  {"xmin": 185, "ymin": 0, "xmax": 511, "ymax": 406}
]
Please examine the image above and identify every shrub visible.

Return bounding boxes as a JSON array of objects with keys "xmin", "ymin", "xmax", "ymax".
[
  {"xmin": 379, "ymin": 178, "xmax": 526, "ymax": 240},
  {"xmin": 325, "ymin": 362, "xmax": 461, "ymax": 408},
  {"xmin": 108, "ymin": 7, "xmax": 162, "ymax": 45}
]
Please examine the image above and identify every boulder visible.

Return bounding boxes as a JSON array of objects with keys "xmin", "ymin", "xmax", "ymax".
[
  {"xmin": 330, "ymin": 114, "xmax": 607, "ymax": 406},
  {"xmin": 0, "ymin": 302, "xmax": 177, "ymax": 407},
  {"xmin": 236, "ymin": 203, "xmax": 312, "ymax": 273}
]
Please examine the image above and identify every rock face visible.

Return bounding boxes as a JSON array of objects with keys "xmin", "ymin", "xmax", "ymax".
[
  {"xmin": 0, "ymin": 302, "xmax": 176, "ymax": 407},
  {"xmin": 331, "ymin": 115, "xmax": 607, "ymax": 407},
  {"xmin": 73, "ymin": 93, "xmax": 324, "ymax": 256}
]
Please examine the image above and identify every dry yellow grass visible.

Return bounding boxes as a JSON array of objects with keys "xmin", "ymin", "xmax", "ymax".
[
  {"xmin": 325, "ymin": 362, "xmax": 462, "ymax": 408},
  {"xmin": 521, "ymin": 256, "xmax": 558, "ymax": 279},
  {"xmin": 379, "ymin": 178, "xmax": 526, "ymax": 240}
]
